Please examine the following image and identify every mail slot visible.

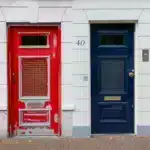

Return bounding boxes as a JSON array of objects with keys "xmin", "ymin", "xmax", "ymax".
[{"xmin": 104, "ymin": 96, "xmax": 121, "ymax": 101}]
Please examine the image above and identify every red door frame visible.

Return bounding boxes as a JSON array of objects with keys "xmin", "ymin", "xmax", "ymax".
[{"xmin": 7, "ymin": 25, "xmax": 62, "ymax": 137}]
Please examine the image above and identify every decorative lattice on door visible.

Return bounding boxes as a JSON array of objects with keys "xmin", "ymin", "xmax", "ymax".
[{"xmin": 21, "ymin": 57, "xmax": 48, "ymax": 97}]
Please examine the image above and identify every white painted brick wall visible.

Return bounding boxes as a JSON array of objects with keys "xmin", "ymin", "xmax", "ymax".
[
  {"xmin": 138, "ymin": 99, "xmax": 150, "ymax": 111},
  {"xmin": 139, "ymin": 10, "xmax": 150, "ymax": 23},
  {"xmin": 72, "ymin": 62, "xmax": 89, "ymax": 74},
  {"xmin": 0, "ymin": 0, "xmax": 150, "ymax": 137},
  {"xmin": 85, "ymin": 9, "xmax": 142, "ymax": 21},
  {"xmin": 72, "ymin": 36, "xmax": 89, "ymax": 50},
  {"xmin": 138, "ymin": 112, "xmax": 150, "ymax": 125},
  {"xmin": 72, "ymin": 24, "xmax": 89, "ymax": 37},
  {"xmin": 62, "ymin": 42, "xmax": 72, "ymax": 63},
  {"xmin": 73, "ymin": 9, "xmax": 88, "ymax": 23},
  {"xmin": 0, "ymin": 43, "xmax": 7, "ymax": 63},
  {"xmin": 72, "ymin": 50, "xmax": 89, "ymax": 62},
  {"xmin": 136, "ymin": 8, "xmax": 150, "ymax": 126},
  {"xmin": 62, "ymin": 8, "xmax": 72, "ymax": 22},
  {"xmin": 0, "ymin": 64, "xmax": 7, "ymax": 85},
  {"xmin": 138, "ymin": 37, "xmax": 150, "ymax": 49},
  {"xmin": 138, "ymin": 24, "xmax": 150, "ymax": 36},
  {"xmin": 72, "ymin": 86, "xmax": 89, "ymax": 99},
  {"xmin": 138, "ymin": 87, "xmax": 150, "ymax": 98},
  {"xmin": 0, "ymin": 0, "xmax": 72, "ymax": 138},
  {"xmin": 73, "ymin": 0, "xmax": 150, "ymax": 9},
  {"xmin": 61, "ymin": 22, "xmax": 72, "ymax": 42},
  {"xmin": 61, "ymin": 7, "xmax": 73, "ymax": 137},
  {"xmin": 2, "ymin": 7, "xmax": 29, "ymax": 22},
  {"xmin": 0, "ymin": 111, "xmax": 7, "ymax": 139},
  {"xmin": 72, "ymin": 75, "xmax": 89, "ymax": 87},
  {"xmin": 72, "ymin": 6, "xmax": 90, "ymax": 128},
  {"xmin": 71, "ymin": 0, "xmax": 150, "ymax": 131},
  {"xmin": 0, "ymin": 85, "xmax": 7, "ymax": 107},
  {"xmin": 73, "ymin": 111, "xmax": 90, "ymax": 126},
  {"xmin": 62, "ymin": 111, "xmax": 73, "ymax": 136},
  {"xmin": 38, "ymin": 8, "xmax": 65, "ymax": 22},
  {"xmin": 0, "ymin": 22, "xmax": 7, "ymax": 42},
  {"xmin": 62, "ymin": 85, "xmax": 72, "ymax": 105},
  {"xmin": 138, "ymin": 63, "xmax": 150, "ymax": 74},
  {"xmin": 0, "ymin": 14, "xmax": 7, "ymax": 129},
  {"xmin": 62, "ymin": 63, "xmax": 72, "ymax": 85},
  {"xmin": 72, "ymin": 98, "xmax": 89, "ymax": 112},
  {"xmin": 138, "ymin": 75, "xmax": 150, "ymax": 86}
]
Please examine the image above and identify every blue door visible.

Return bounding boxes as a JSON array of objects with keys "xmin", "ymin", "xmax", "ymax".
[{"xmin": 91, "ymin": 24, "xmax": 134, "ymax": 134}]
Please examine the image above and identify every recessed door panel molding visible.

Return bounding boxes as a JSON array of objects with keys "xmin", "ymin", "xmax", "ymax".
[
  {"xmin": 18, "ymin": 56, "xmax": 50, "ymax": 100},
  {"xmin": 19, "ymin": 108, "xmax": 51, "ymax": 127}
]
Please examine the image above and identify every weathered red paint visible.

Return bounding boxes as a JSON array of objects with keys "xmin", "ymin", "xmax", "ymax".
[
  {"xmin": 58, "ymin": 26, "xmax": 62, "ymax": 136},
  {"xmin": 8, "ymin": 25, "xmax": 61, "ymax": 136}
]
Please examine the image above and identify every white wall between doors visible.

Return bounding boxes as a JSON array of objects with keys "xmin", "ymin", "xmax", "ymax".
[{"xmin": 0, "ymin": 0, "xmax": 150, "ymax": 138}]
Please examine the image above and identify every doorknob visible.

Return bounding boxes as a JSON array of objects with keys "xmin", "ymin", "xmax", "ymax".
[{"xmin": 129, "ymin": 72, "xmax": 134, "ymax": 77}]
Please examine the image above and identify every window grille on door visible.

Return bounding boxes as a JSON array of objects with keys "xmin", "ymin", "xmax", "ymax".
[{"xmin": 19, "ymin": 56, "xmax": 50, "ymax": 99}]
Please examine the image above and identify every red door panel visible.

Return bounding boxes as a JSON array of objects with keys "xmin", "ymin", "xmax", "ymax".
[{"xmin": 8, "ymin": 26, "xmax": 61, "ymax": 136}]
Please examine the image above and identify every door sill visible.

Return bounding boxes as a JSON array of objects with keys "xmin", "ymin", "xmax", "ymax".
[
  {"xmin": 91, "ymin": 133, "xmax": 135, "ymax": 137},
  {"xmin": 11, "ymin": 135, "xmax": 59, "ymax": 140}
]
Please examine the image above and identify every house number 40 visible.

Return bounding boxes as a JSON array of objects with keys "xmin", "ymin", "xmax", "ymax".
[{"xmin": 76, "ymin": 40, "xmax": 85, "ymax": 46}]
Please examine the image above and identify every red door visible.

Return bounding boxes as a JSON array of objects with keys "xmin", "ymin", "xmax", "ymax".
[{"xmin": 8, "ymin": 26, "xmax": 61, "ymax": 136}]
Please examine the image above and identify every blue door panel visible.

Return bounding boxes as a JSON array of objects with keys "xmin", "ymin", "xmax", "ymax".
[{"xmin": 91, "ymin": 24, "xmax": 134, "ymax": 134}]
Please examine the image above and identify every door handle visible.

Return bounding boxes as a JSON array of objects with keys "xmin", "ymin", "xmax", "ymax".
[{"xmin": 129, "ymin": 72, "xmax": 134, "ymax": 77}]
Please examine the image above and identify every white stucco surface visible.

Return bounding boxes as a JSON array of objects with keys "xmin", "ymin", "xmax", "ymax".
[{"xmin": 0, "ymin": 0, "xmax": 150, "ymax": 138}]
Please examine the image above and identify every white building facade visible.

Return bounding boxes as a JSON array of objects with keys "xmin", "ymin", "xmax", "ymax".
[{"xmin": 0, "ymin": 0, "xmax": 150, "ymax": 138}]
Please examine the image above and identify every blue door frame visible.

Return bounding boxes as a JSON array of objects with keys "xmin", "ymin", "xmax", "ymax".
[{"xmin": 91, "ymin": 24, "xmax": 135, "ymax": 134}]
